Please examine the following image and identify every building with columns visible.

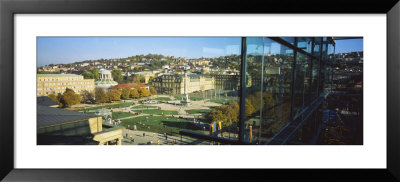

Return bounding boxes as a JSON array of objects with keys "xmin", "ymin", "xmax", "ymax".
[{"xmin": 95, "ymin": 69, "xmax": 118, "ymax": 89}]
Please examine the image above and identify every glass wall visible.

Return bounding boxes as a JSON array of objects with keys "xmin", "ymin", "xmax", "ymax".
[{"xmin": 178, "ymin": 36, "xmax": 337, "ymax": 145}]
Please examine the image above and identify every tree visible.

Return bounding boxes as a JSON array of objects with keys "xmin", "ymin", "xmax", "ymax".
[
  {"xmin": 108, "ymin": 88, "xmax": 122, "ymax": 101},
  {"xmin": 59, "ymin": 88, "xmax": 82, "ymax": 107},
  {"xmin": 149, "ymin": 87, "xmax": 157, "ymax": 95},
  {"xmin": 80, "ymin": 90, "xmax": 94, "ymax": 103},
  {"xmin": 130, "ymin": 89, "xmax": 139, "ymax": 98},
  {"xmin": 245, "ymin": 98, "xmax": 256, "ymax": 116},
  {"xmin": 82, "ymin": 71, "xmax": 93, "ymax": 79},
  {"xmin": 111, "ymin": 69, "xmax": 123, "ymax": 83},
  {"xmin": 121, "ymin": 88, "xmax": 131, "ymax": 100},
  {"xmin": 138, "ymin": 87, "xmax": 151, "ymax": 97},
  {"xmin": 92, "ymin": 69, "xmax": 100, "ymax": 80},
  {"xmin": 95, "ymin": 87, "xmax": 108, "ymax": 103},
  {"xmin": 131, "ymin": 74, "xmax": 141, "ymax": 83},
  {"xmin": 48, "ymin": 93, "xmax": 60, "ymax": 104},
  {"xmin": 206, "ymin": 108, "xmax": 224, "ymax": 124}
]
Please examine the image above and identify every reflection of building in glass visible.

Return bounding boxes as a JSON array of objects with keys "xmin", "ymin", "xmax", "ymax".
[
  {"xmin": 180, "ymin": 37, "xmax": 363, "ymax": 145},
  {"xmin": 37, "ymin": 74, "xmax": 95, "ymax": 96},
  {"xmin": 152, "ymin": 73, "xmax": 243, "ymax": 95},
  {"xmin": 95, "ymin": 69, "xmax": 118, "ymax": 89}
]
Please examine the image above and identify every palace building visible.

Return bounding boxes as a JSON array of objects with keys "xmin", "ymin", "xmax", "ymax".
[
  {"xmin": 152, "ymin": 73, "xmax": 215, "ymax": 95},
  {"xmin": 37, "ymin": 74, "xmax": 95, "ymax": 96}
]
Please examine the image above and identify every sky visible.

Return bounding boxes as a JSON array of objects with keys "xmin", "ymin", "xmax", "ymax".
[
  {"xmin": 334, "ymin": 38, "xmax": 363, "ymax": 53},
  {"xmin": 37, "ymin": 37, "xmax": 363, "ymax": 66},
  {"xmin": 37, "ymin": 37, "xmax": 241, "ymax": 66}
]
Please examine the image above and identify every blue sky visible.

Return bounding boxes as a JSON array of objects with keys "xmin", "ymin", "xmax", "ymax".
[
  {"xmin": 335, "ymin": 38, "xmax": 363, "ymax": 53},
  {"xmin": 37, "ymin": 37, "xmax": 363, "ymax": 66},
  {"xmin": 37, "ymin": 37, "xmax": 241, "ymax": 66}
]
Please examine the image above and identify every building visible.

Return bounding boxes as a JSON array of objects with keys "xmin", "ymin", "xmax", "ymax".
[
  {"xmin": 37, "ymin": 74, "xmax": 95, "ymax": 96},
  {"xmin": 95, "ymin": 69, "xmax": 118, "ymax": 89},
  {"xmin": 152, "ymin": 73, "xmax": 215, "ymax": 95},
  {"xmin": 37, "ymin": 102, "xmax": 124, "ymax": 145}
]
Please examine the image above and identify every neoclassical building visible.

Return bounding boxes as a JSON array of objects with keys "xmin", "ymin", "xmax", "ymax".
[
  {"xmin": 95, "ymin": 69, "xmax": 118, "ymax": 89},
  {"xmin": 152, "ymin": 74, "xmax": 215, "ymax": 95}
]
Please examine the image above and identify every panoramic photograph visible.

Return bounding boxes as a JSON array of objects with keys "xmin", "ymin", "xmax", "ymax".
[{"xmin": 36, "ymin": 37, "xmax": 363, "ymax": 145}]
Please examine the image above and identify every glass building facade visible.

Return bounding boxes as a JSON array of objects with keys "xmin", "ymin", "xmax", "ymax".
[{"xmin": 180, "ymin": 37, "xmax": 337, "ymax": 145}]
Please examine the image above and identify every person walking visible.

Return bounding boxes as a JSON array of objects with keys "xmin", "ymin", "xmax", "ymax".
[{"xmin": 143, "ymin": 132, "xmax": 145, "ymax": 137}]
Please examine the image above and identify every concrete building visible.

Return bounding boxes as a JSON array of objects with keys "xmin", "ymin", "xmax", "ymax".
[
  {"xmin": 37, "ymin": 100, "xmax": 124, "ymax": 145},
  {"xmin": 37, "ymin": 74, "xmax": 95, "ymax": 96}
]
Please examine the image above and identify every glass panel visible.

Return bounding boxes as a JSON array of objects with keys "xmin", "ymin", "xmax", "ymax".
[
  {"xmin": 262, "ymin": 38, "xmax": 294, "ymax": 143},
  {"xmin": 313, "ymin": 37, "xmax": 322, "ymax": 58},
  {"xmin": 281, "ymin": 37, "xmax": 295, "ymax": 45},
  {"xmin": 243, "ymin": 37, "xmax": 264, "ymax": 143},
  {"xmin": 311, "ymin": 59, "xmax": 319, "ymax": 98},
  {"xmin": 293, "ymin": 52, "xmax": 311, "ymax": 118},
  {"xmin": 297, "ymin": 37, "xmax": 313, "ymax": 53}
]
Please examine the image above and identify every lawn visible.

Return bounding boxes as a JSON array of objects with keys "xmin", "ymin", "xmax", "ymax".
[
  {"xmin": 189, "ymin": 96, "xmax": 204, "ymax": 101},
  {"xmin": 153, "ymin": 97, "xmax": 171, "ymax": 101},
  {"xmin": 174, "ymin": 96, "xmax": 203, "ymax": 101},
  {"xmin": 81, "ymin": 102, "xmax": 134, "ymax": 111},
  {"xmin": 112, "ymin": 112, "xmax": 136, "ymax": 119},
  {"xmin": 131, "ymin": 105, "xmax": 158, "ymax": 109},
  {"xmin": 185, "ymin": 109, "xmax": 210, "ymax": 114},
  {"xmin": 120, "ymin": 116, "xmax": 201, "ymax": 135},
  {"xmin": 135, "ymin": 109, "xmax": 178, "ymax": 115},
  {"xmin": 208, "ymin": 98, "xmax": 237, "ymax": 104}
]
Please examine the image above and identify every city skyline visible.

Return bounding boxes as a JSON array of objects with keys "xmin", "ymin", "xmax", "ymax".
[{"xmin": 37, "ymin": 37, "xmax": 363, "ymax": 66}]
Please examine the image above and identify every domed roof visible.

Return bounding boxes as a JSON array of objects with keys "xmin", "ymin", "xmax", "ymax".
[{"xmin": 100, "ymin": 70, "xmax": 111, "ymax": 74}]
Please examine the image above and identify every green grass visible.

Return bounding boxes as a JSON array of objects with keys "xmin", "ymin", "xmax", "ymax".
[
  {"xmin": 131, "ymin": 105, "xmax": 157, "ymax": 109},
  {"xmin": 153, "ymin": 97, "xmax": 171, "ymax": 101},
  {"xmin": 174, "ymin": 96, "xmax": 203, "ymax": 101},
  {"xmin": 112, "ymin": 112, "xmax": 136, "ymax": 119},
  {"xmin": 81, "ymin": 102, "xmax": 134, "ymax": 111},
  {"xmin": 189, "ymin": 96, "xmax": 204, "ymax": 101},
  {"xmin": 209, "ymin": 98, "xmax": 237, "ymax": 104},
  {"xmin": 120, "ymin": 116, "xmax": 200, "ymax": 135},
  {"xmin": 185, "ymin": 109, "xmax": 210, "ymax": 114},
  {"xmin": 136, "ymin": 109, "xmax": 178, "ymax": 115}
]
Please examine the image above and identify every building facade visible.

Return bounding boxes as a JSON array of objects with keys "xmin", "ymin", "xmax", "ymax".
[
  {"xmin": 37, "ymin": 74, "xmax": 95, "ymax": 96},
  {"xmin": 152, "ymin": 74, "xmax": 215, "ymax": 95}
]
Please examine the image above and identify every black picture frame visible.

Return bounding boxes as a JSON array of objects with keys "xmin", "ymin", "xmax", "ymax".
[{"xmin": 1, "ymin": 0, "xmax": 399, "ymax": 181}]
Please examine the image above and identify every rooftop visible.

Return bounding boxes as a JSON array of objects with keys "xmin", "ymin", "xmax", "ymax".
[
  {"xmin": 37, "ymin": 105, "xmax": 97, "ymax": 128},
  {"xmin": 37, "ymin": 96, "xmax": 58, "ymax": 107},
  {"xmin": 37, "ymin": 74, "xmax": 81, "ymax": 77}
]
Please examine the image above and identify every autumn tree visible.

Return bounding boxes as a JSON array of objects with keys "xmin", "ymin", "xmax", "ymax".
[
  {"xmin": 80, "ymin": 90, "xmax": 94, "ymax": 102},
  {"xmin": 95, "ymin": 87, "xmax": 109, "ymax": 103},
  {"xmin": 149, "ymin": 87, "xmax": 157, "ymax": 95},
  {"xmin": 48, "ymin": 93, "xmax": 60, "ymax": 104},
  {"xmin": 245, "ymin": 99, "xmax": 256, "ymax": 116},
  {"xmin": 59, "ymin": 88, "xmax": 82, "ymax": 107},
  {"xmin": 130, "ymin": 89, "xmax": 140, "ymax": 99},
  {"xmin": 138, "ymin": 87, "xmax": 151, "ymax": 97},
  {"xmin": 108, "ymin": 88, "xmax": 122, "ymax": 101},
  {"xmin": 121, "ymin": 88, "xmax": 131, "ymax": 100}
]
